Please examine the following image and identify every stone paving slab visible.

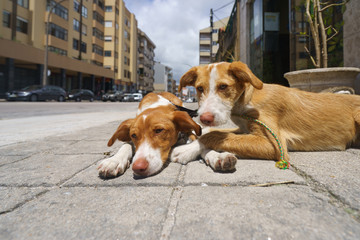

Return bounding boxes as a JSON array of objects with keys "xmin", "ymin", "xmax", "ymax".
[
  {"xmin": 0, "ymin": 140, "xmax": 77, "ymax": 156},
  {"xmin": 52, "ymin": 140, "xmax": 118, "ymax": 155},
  {"xmin": 290, "ymin": 151, "xmax": 360, "ymax": 210},
  {"xmin": 184, "ymin": 160, "xmax": 306, "ymax": 186},
  {"xmin": 63, "ymin": 161, "xmax": 183, "ymax": 187},
  {"xmin": 0, "ymin": 154, "xmax": 104, "ymax": 187},
  {"xmin": 0, "ymin": 187, "xmax": 47, "ymax": 213},
  {"xmin": 171, "ymin": 185, "xmax": 360, "ymax": 240},
  {"xmin": 0, "ymin": 155, "xmax": 28, "ymax": 166},
  {"xmin": 0, "ymin": 187, "xmax": 172, "ymax": 240}
]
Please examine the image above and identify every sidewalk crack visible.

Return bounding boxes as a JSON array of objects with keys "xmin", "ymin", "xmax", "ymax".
[{"xmin": 292, "ymin": 165, "xmax": 360, "ymax": 222}]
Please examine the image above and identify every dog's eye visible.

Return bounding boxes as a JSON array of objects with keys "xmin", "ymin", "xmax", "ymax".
[
  {"xmin": 131, "ymin": 133, "xmax": 137, "ymax": 139},
  {"xmin": 154, "ymin": 128, "xmax": 164, "ymax": 134},
  {"xmin": 196, "ymin": 86, "xmax": 204, "ymax": 93},
  {"xmin": 219, "ymin": 84, "xmax": 228, "ymax": 90}
]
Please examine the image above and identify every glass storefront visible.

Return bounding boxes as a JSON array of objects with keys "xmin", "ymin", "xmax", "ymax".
[{"xmin": 250, "ymin": 0, "xmax": 290, "ymax": 86}]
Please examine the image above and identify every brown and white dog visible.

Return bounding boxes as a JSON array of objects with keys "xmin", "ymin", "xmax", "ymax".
[
  {"xmin": 171, "ymin": 61, "xmax": 360, "ymax": 170},
  {"xmin": 98, "ymin": 92, "xmax": 202, "ymax": 178}
]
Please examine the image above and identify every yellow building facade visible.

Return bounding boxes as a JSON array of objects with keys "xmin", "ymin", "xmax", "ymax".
[{"xmin": 0, "ymin": 0, "xmax": 149, "ymax": 97}]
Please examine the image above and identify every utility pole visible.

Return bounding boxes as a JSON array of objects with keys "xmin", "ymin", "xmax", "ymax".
[
  {"xmin": 210, "ymin": 8, "xmax": 213, "ymax": 63},
  {"xmin": 43, "ymin": 0, "xmax": 67, "ymax": 86},
  {"xmin": 78, "ymin": 0, "xmax": 83, "ymax": 60},
  {"xmin": 11, "ymin": 0, "xmax": 17, "ymax": 41}
]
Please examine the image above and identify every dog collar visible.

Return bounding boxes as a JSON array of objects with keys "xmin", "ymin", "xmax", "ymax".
[{"xmin": 171, "ymin": 102, "xmax": 199, "ymax": 118}]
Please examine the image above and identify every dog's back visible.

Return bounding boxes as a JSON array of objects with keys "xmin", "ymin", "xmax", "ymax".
[{"xmin": 249, "ymin": 83, "xmax": 360, "ymax": 151}]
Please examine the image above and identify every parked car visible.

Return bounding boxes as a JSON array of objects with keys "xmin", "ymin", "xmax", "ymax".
[
  {"xmin": 122, "ymin": 93, "xmax": 135, "ymax": 102},
  {"xmin": 67, "ymin": 89, "xmax": 95, "ymax": 102},
  {"xmin": 102, "ymin": 90, "xmax": 123, "ymax": 102},
  {"xmin": 132, "ymin": 93, "xmax": 143, "ymax": 102},
  {"xmin": 6, "ymin": 85, "xmax": 66, "ymax": 102}
]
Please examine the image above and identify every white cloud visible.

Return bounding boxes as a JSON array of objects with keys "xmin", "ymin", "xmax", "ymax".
[{"xmin": 123, "ymin": 0, "xmax": 234, "ymax": 81}]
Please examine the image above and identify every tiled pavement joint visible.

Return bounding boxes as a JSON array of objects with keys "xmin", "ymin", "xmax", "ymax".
[
  {"xmin": 160, "ymin": 165, "xmax": 187, "ymax": 240},
  {"xmin": 291, "ymin": 164, "xmax": 360, "ymax": 222},
  {"xmin": 0, "ymin": 188, "xmax": 50, "ymax": 215}
]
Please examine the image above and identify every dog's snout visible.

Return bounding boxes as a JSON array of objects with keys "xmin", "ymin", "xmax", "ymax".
[
  {"xmin": 200, "ymin": 112, "xmax": 215, "ymax": 126},
  {"xmin": 132, "ymin": 158, "xmax": 149, "ymax": 175}
]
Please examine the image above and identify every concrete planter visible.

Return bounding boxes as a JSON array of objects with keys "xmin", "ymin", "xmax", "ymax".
[{"xmin": 284, "ymin": 67, "xmax": 360, "ymax": 93}]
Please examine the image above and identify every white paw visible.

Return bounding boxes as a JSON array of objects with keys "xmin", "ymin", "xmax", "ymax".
[
  {"xmin": 203, "ymin": 151, "xmax": 237, "ymax": 172},
  {"xmin": 171, "ymin": 140, "xmax": 203, "ymax": 164},
  {"xmin": 97, "ymin": 156, "xmax": 130, "ymax": 178}
]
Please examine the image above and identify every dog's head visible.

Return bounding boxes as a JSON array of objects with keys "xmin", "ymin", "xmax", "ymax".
[
  {"xmin": 179, "ymin": 61, "xmax": 263, "ymax": 126},
  {"xmin": 108, "ymin": 107, "xmax": 201, "ymax": 177}
]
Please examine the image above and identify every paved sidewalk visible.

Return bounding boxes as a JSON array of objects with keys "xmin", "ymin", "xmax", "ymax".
[{"xmin": 0, "ymin": 119, "xmax": 360, "ymax": 239}]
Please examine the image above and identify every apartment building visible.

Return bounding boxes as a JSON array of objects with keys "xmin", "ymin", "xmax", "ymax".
[
  {"xmin": 103, "ymin": 0, "xmax": 138, "ymax": 92},
  {"xmin": 199, "ymin": 17, "xmax": 229, "ymax": 65},
  {"xmin": 137, "ymin": 28, "xmax": 155, "ymax": 93},
  {"xmin": 0, "ymin": 0, "xmax": 154, "ymax": 98},
  {"xmin": 153, "ymin": 62, "xmax": 175, "ymax": 94}
]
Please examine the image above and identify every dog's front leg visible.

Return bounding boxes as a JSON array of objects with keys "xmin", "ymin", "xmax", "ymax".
[
  {"xmin": 171, "ymin": 139, "xmax": 204, "ymax": 164},
  {"xmin": 200, "ymin": 131, "xmax": 284, "ymax": 161},
  {"xmin": 98, "ymin": 143, "xmax": 133, "ymax": 178}
]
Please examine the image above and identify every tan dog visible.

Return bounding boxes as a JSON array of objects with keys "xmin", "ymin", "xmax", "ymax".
[
  {"xmin": 98, "ymin": 92, "xmax": 201, "ymax": 177},
  {"xmin": 171, "ymin": 61, "xmax": 360, "ymax": 170}
]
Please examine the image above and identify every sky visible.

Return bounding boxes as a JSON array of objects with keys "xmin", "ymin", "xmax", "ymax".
[{"xmin": 123, "ymin": 0, "xmax": 234, "ymax": 81}]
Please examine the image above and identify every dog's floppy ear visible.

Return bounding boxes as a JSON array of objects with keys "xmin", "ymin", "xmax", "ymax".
[
  {"xmin": 173, "ymin": 111, "xmax": 202, "ymax": 136},
  {"xmin": 228, "ymin": 61, "xmax": 263, "ymax": 90},
  {"xmin": 107, "ymin": 119, "xmax": 135, "ymax": 147},
  {"xmin": 179, "ymin": 67, "xmax": 198, "ymax": 91}
]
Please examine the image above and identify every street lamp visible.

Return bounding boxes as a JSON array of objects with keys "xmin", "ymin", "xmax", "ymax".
[{"xmin": 42, "ymin": 0, "xmax": 67, "ymax": 86}]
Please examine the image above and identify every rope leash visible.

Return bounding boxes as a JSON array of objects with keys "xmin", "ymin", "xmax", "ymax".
[{"xmin": 241, "ymin": 115, "xmax": 290, "ymax": 170}]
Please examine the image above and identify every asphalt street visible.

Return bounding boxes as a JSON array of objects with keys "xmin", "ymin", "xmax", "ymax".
[{"xmin": 0, "ymin": 101, "xmax": 139, "ymax": 147}]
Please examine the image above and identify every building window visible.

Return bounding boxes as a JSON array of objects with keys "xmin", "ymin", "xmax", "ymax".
[
  {"xmin": 93, "ymin": 11, "xmax": 104, "ymax": 25},
  {"xmin": 74, "ymin": 0, "xmax": 80, "ymax": 12},
  {"xmin": 47, "ymin": 0, "xmax": 68, "ymax": 20},
  {"xmin": 3, "ymin": 11, "xmax": 10, "ymax": 28},
  {"xmin": 104, "ymin": 36, "xmax": 112, "ymax": 42},
  {"xmin": 105, "ymin": 6, "xmax": 112, "ymax": 12},
  {"xmin": 73, "ymin": 38, "xmax": 79, "ymax": 50},
  {"xmin": 125, "ymin": 18, "xmax": 130, "ymax": 27},
  {"xmin": 48, "ymin": 46, "xmax": 67, "ymax": 56},
  {"xmin": 82, "ymin": 24, "xmax": 87, "ymax": 36},
  {"xmin": 104, "ymin": 51, "xmax": 112, "ymax": 57},
  {"xmin": 115, "ymin": 22, "xmax": 119, "ymax": 29},
  {"xmin": 92, "ymin": 44, "xmax": 103, "ymax": 56},
  {"xmin": 124, "ymin": 30, "xmax": 129, "ymax": 39},
  {"xmin": 17, "ymin": 0, "xmax": 29, "ymax": 9},
  {"xmin": 73, "ymin": 18, "xmax": 79, "ymax": 31},
  {"xmin": 93, "ymin": 27, "xmax": 104, "ymax": 40},
  {"xmin": 16, "ymin": 17, "xmax": 28, "ymax": 34},
  {"xmin": 49, "ymin": 23, "xmax": 68, "ymax": 40},
  {"xmin": 94, "ymin": 0, "xmax": 105, "ymax": 11},
  {"xmin": 73, "ymin": 0, "xmax": 87, "ymax": 18},
  {"xmin": 91, "ymin": 60, "xmax": 103, "ymax": 66},
  {"xmin": 115, "ymin": 7, "xmax": 119, "ymax": 15},
  {"xmin": 73, "ymin": 38, "xmax": 86, "ymax": 53},
  {"xmin": 82, "ymin": 5, "xmax": 88, "ymax": 18},
  {"xmin": 105, "ymin": 21, "xmax": 112, "ymax": 27}
]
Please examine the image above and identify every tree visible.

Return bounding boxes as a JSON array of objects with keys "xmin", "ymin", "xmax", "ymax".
[{"xmin": 304, "ymin": 0, "xmax": 348, "ymax": 68}]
